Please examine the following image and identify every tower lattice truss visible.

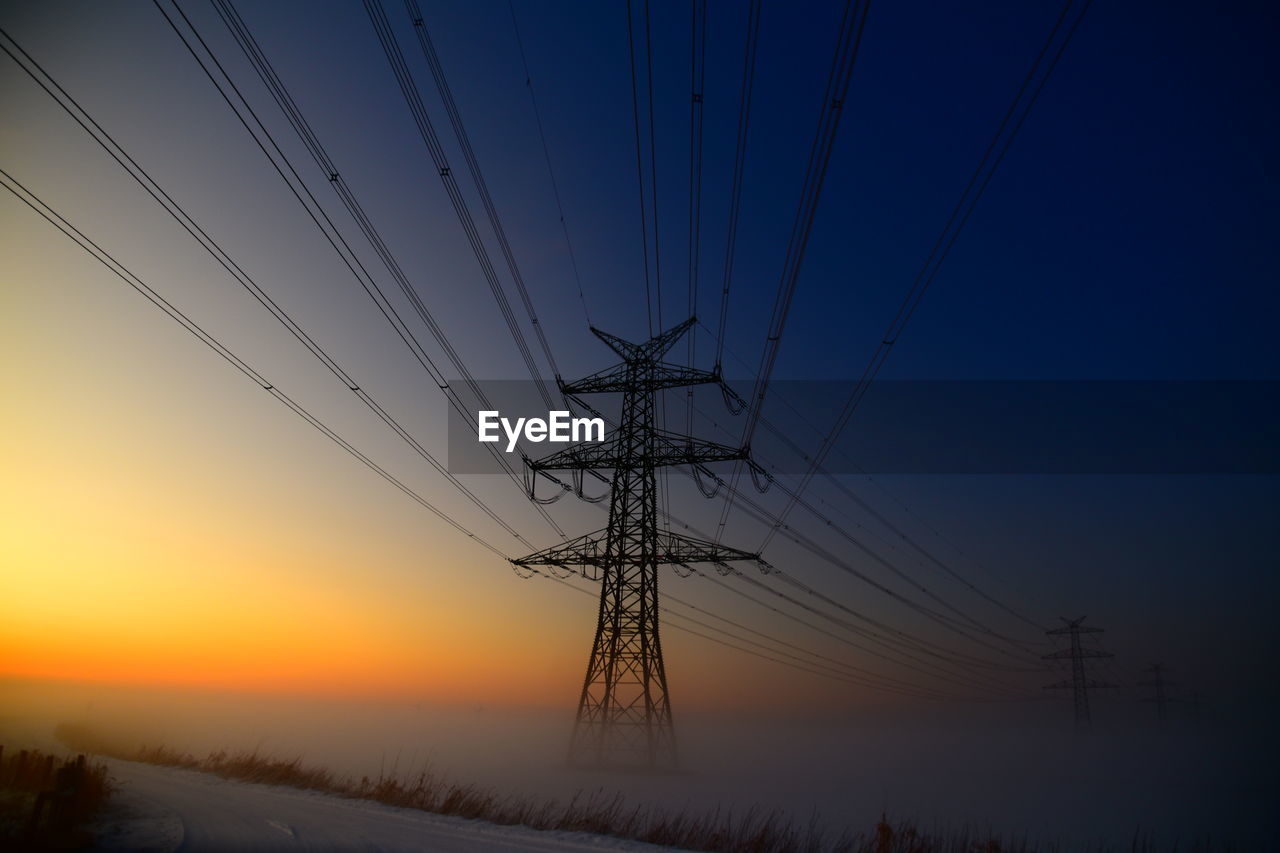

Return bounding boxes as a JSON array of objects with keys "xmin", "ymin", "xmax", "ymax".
[{"xmin": 512, "ymin": 318, "xmax": 767, "ymax": 768}]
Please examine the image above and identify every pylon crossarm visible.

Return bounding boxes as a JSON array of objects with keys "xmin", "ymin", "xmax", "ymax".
[
  {"xmin": 511, "ymin": 529, "xmax": 764, "ymax": 572},
  {"xmin": 589, "ymin": 327, "xmax": 645, "ymax": 361},
  {"xmin": 654, "ymin": 530, "xmax": 762, "ymax": 567},
  {"xmin": 587, "ymin": 317, "xmax": 695, "ymax": 364},
  {"xmin": 563, "ymin": 363, "xmax": 721, "ymax": 395},
  {"xmin": 510, "ymin": 529, "xmax": 611, "ymax": 568},
  {"xmin": 528, "ymin": 432, "xmax": 746, "ymax": 471},
  {"xmin": 636, "ymin": 316, "xmax": 697, "ymax": 359},
  {"xmin": 1042, "ymin": 648, "xmax": 1114, "ymax": 660},
  {"xmin": 560, "ymin": 363, "xmax": 630, "ymax": 394},
  {"xmin": 1047, "ymin": 621, "xmax": 1105, "ymax": 635},
  {"xmin": 651, "ymin": 430, "xmax": 746, "ymax": 464}
]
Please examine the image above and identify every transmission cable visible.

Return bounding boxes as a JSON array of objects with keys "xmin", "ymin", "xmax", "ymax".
[
  {"xmin": 154, "ymin": 0, "xmax": 571, "ymax": 531},
  {"xmin": 0, "ymin": 168, "xmax": 512, "ymax": 560},
  {"xmin": 701, "ymin": 319, "xmax": 1049, "ymax": 631},
  {"xmin": 714, "ymin": 0, "xmax": 870, "ymax": 543},
  {"xmin": 712, "ymin": 0, "xmax": 762, "ymax": 375},
  {"xmin": 505, "ymin": 1, "xmax": 593, "ymax": 329},
  {"xmin": 760, "ymin": 0, "xmax": 1094, "ymax": 552},
  {"xmin": 685, "ymin": 0, "xmax": 708, "ymax": 434},
  {"xmin": 401, "ymin": 0, "xmax": 564, "ymax": 389},
  {"xmin": 0, "ymin": 25, "xmax": 534, "ymax": 547},
  {"xmin": 623, "ymin": 0, "xmax": 657, "ymax": 335}
]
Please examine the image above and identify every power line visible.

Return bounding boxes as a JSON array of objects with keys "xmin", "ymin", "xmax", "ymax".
[
  {"xmin": 566, "ymin": 389, "xmax": 1044, "ymax": 677},
  {"xmin": 691, "ymin": 457, "xmax": 1044, "ymax": 666},
  {"xmin": 643, "ymin": 0, "xmax": 662, "ymax": 333},
  {"xmin": 700, "ymin": 319, "xmax": 1050, "ymax": 631},
  {"xmin": 685, "ymin": 0, "xmax": 707, "ymax": 435},
  {"xmin": 666, "ymin": 469, "xmax": 1044, "ymax": 674},
  {"xmin": 546, "ymin": 573, "xmax": 945, "ymax": 696},
  {"xmin": 162, "ymin": 0, "xmax": 1008, "ymax": 696},
  {"xmin": 6, "ymin": 167, "xmax": 914, "ymax": 704},
  {"xmin": 674, "ymin": 573, "xmax": 1029, "ymax": 699},
  {"xmin": 5, "ymin": 165, "xmax": 934, "ymax": 702},
  {"xmin": 715, "ymin": 0, "xmax": 871, "ymax": 542},
  {"xmin": 698, "ymin": 569, "xmax": 1036, "ymax": 698},
  {"xmin": 402, "ymin": 0, "xmax": 564, "ymax": 387},
  {"xmin": 0, "ymin": 168, "xmax": 512, "ymax": 561},
  {"xmin": 504, "ymin": 0, "xmax": 593, "ymax": 328},
  {"xmin": 0, "ymin": 24, "xmax": 533, "ymax": 548},
  {"xmin": 565, "ymin": 386, "xmax": 1044, "ymax": 697},
  {"xmin": 624, "ymin": 0, "xmax": 656, "ymax": 336},
  {"xmin": 361, "ymin": 0, "xmax": 555, "ymax": 411},
  {"xmin": 153, "ymin": 0, "xmax": 572, "ymax": 531},
  {"xmin": 713, "ymin": 0, "xmax": 762, "ymax": 375},
  {"xmin": 687, "ymin": 394, "xmax": 1047, "ymax": 652},
  {"xmin": 192, "ymin": 1, "xmax": 1049, "ymax": 686},
  {"xmin": 760, "ymin": 0, "xmax": 1094, "ymax": 553}
]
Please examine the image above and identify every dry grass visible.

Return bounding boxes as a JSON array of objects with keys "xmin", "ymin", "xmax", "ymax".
[
  {"xmin": 54, "ymin": 724, "xmax": 1235, "ymax": 853},
  {"xmin": 0, "ymin": 744, "xmax": 113, "ymax": 847}
]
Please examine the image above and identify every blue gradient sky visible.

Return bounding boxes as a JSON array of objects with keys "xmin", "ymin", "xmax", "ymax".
[{"xmin": 2, "ymin": 0, "xmax": 1277, "ymax": 715}]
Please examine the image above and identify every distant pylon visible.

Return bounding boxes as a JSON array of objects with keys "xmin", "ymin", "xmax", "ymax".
[
  {"xmin": 1139, "ymin": 662, "xmax": 1174, "ymax": 722},
  {"xmin": 512, "ymin": 318, "xmax": 767, "ymax": 769},
  {"xmin": 1043, "ymin": 616, "xmax": 1117, "ymax": 729}
]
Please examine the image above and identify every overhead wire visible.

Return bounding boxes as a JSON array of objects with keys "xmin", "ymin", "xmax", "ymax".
[
  {"xmin": 702, "ymin": 320, "xmax": 1049, "ymax": 630},
  {"xmin": 5, "ymin": 9, "xmax": 1057, "ymax": 702},
  {"xmin": 542, "ymin": 571, "xmax": 997, "ymax": 699},
  {"xmin": 362, "ymin": 0, "xmax": 554, "ymax": 410},
  {"xmin": 504, "ymin": 0, "xmax": 592, "ymax": 329},
  {"xmin": 689, "ymin": 394, "xmax": 1047, "ymax": 651},
  {"xmin": 155, "ymin": 0, "xmax": 570, "ymax": 532},
  {"xmin": 623, "ymin": 0, "xmax": 656, "ymax": 336},
  {"xmin": 0, "ymin": 168, "xmax": 512, "ymax": 560},
  {"xmin": 685, "ymin": 0, "xmax": 707, "ymax": 434},
  {"xmin": 712, "ymin": 0, "xmax": 762, "ymax": 375},
  {"xmin": 4, "ymin": 170, "xmax": 926, "ymax": 699},
  {"xmin": 559, "ymin": 388, "xmax": 1046, "ymax": 695},
  {"xmin": 563, "ymin": 389, "xmax": 1044, "ymax": 676},
  {"xmin": 0, "ymin": 24, "xmax": 533, "ymax": 548},
  {"xmin": 401, "ymin": 0, "xmax": 563, "ymax": 389},
  {"xmin": 760, "ymin": 0, "xmax": 1094, "ymax": 552},
  {"xmin": 714, "ymin": 0, "xmax": 870, "ymax": 543}
]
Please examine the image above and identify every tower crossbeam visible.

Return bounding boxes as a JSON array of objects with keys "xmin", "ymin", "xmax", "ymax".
[{"xmin": 514, "ymin": 317, "xmax": 765, "ymax": 768}]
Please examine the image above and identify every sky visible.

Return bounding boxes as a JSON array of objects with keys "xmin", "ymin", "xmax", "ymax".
[{"xmin": 1, "ymin": 0, "xmax": 1278, "ymax": 739}]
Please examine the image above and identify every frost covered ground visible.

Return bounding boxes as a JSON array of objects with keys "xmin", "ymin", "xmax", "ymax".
[
  {"xmin": 8, "ymin": 682, "xmax": 1276, "ymax": 851},
  {"xmin": 89, "ymin": 759, "xmax": 673, "ymax": 853}
]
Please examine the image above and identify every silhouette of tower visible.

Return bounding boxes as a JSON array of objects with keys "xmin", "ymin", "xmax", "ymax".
[
  {"xmin": 1043, "ymin": 616, "xmax": 1116, "ymax": 729},
  {"xmin": 1139, "ymin": 662, "xmax": 1173, "ymax": 722},
  {"xmin": 512, "ymin": 318, "xmax": 765, "ymax": 768}
]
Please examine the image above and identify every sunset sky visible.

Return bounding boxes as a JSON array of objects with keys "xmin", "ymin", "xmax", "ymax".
[{"xmin": 2, "ymin": 0, "xmax": 1276, "ymax": 718}]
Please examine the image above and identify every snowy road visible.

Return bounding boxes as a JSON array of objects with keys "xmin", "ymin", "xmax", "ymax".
[{"xmin": 92, "ymin": 760, "xmax": 670, "ymax": 853}]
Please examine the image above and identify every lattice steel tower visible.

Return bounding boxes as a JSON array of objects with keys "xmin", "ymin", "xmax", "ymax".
[
  {"xmin": 1139, "ymin": 662, "xmax": 1172, "ymax": 722},
  {"xmin": 512, "ymin": 318, "xmax": 765, "ymax": 768},
  {"xmin": 1043, "ymin": 616, "xmax": 1117, "ymax": 729}
]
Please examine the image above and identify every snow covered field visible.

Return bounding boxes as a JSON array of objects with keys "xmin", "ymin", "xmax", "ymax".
[
  {"xmin": 91, "ymin": 759, "xmax": 673, "ymax": 853},
  {"xmin": 7, "ymin": 680, "xmax": 1276, "ymax": 851}
]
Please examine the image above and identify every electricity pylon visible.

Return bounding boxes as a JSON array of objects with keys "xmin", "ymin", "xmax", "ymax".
[
  {"xmin": 1043, "ymin": 616, "xmax": 1117, "ymax": 729},
  {"xmin": 512, "ymin": 318, "xmax": 767, "ymax": 769},
  {"xmin": 1139, "ymin": 662, "xmax": 1173, "ymax": 722}
]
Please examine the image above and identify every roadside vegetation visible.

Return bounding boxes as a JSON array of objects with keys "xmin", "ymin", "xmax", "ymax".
[
  {"xmin": 55, "ymin": 723, "xmax": 1232, "ymax": 853},
  {"xmin": 0, "ymin": 744, "xmax": 112, "ymax": 850}
]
